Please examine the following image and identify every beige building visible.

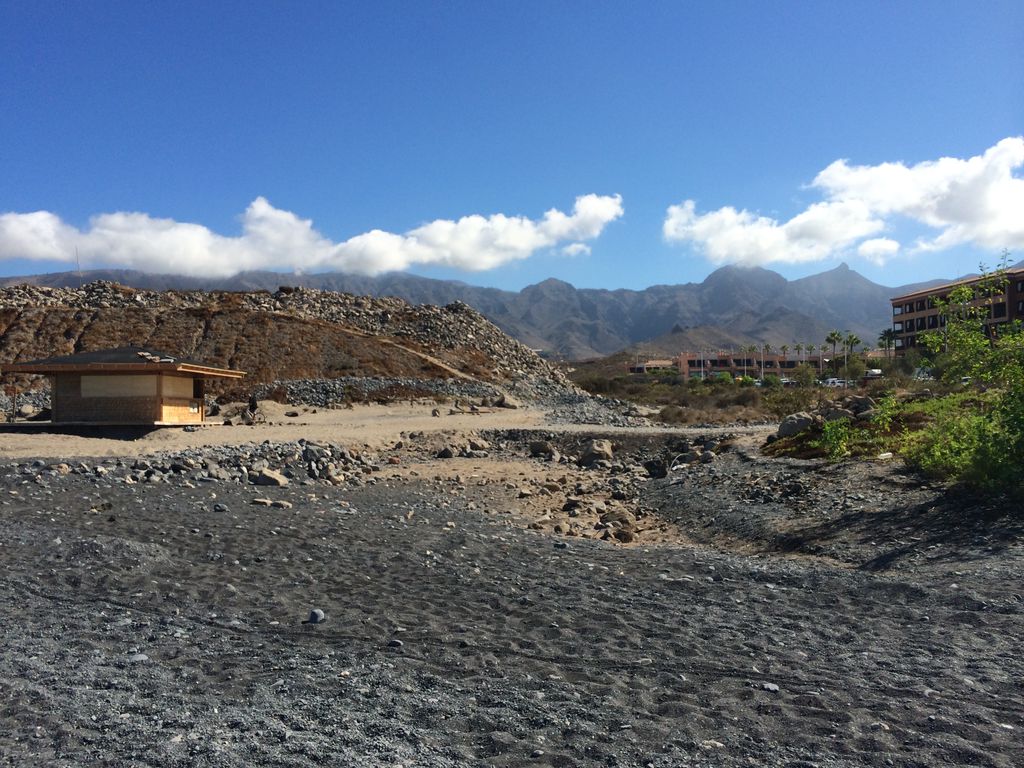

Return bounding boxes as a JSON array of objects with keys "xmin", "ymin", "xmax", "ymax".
[{"xmin": 1, "ymin": 346, "xmax": 244, "ymax": 425}]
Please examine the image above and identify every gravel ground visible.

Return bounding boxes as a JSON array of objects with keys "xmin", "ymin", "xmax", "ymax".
[{"xmin": 0, "ymin": 430, "xmax": 1021, "ymax": 767}]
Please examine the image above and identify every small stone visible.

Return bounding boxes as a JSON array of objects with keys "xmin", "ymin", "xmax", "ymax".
[{"xmin": 303, "ymin": 609, "xmax": 325, "ymax": 625}]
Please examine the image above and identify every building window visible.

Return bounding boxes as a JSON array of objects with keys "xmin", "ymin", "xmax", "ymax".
[
  {"xmin": 940, "ymin": 315, "xmax": 946, "ymax": 327},
  {"xmin": 904, "ymin": 303, "xmax": 913, "ymax": 314},
  {"xmin": 993, "ymin": 302, "xmax": 1007, "ymax": 318},
  {"xmin": 916, "ymin": 300, "xmax": 926, "ymax": 311},
  {"xmin": 893, "ymin": 321, "xmax": 903, "ymax": 332},
  {"xmin": 916, "ymin": 317, "xmax": 925, "ymax": 330},
  {"xmin": 894, "ymin": 338, "xmax": 904, "ymax": 348},
  {"xmin": 893, "ymin": 305, "xmax": 902, "ymax": 315},
  {"xmin": 1016, "ymin": 280, "xmax": 1024, "ymax": 293},
  {"xmin": 927, "ymin": 314, "xmax": 938, "ymax": 329},
  {"xmin": 1018, "ymin": 300, "xmax": 1024, "ymax": 313}
]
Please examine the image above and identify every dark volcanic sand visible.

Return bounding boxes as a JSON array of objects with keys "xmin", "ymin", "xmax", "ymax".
[{"xmin": 0, "ymin": 437, "xmax": 1022, "ymax": 767}]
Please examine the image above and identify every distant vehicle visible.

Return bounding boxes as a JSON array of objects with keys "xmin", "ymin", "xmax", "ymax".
[
  {"xmin": 862, "ymin": 368, "xmax": 884, "ymax": 381},
  {"xmin": 824, "ymin": 377, "xmax": 843, "ymax": 387},
  {"xmin": 961, "ymin": 376, "xmax": 972, "ymax": 385}
]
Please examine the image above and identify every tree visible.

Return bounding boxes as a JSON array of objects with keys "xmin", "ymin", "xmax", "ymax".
[
  {"xmin": 794, "ymin": 342, "xmax": 804, "ymax": 361},
  {"xmin": 826, "ymin": 330, "xmax": 843, "ymax": 374},
  {"xmin": 793, "ymin": 362, "xmax": 816, "ymax": 388},
  {"xmin": 911, "ymin": 259, "xmax": 1024, "ymax": 494},
  {"xmin": 876, "ymin": 325, "xmax": 892, "ymax": 360},
  {"xmin": 842, "ymin": 355, "xmax": 866, "ymax": 383},
  {"xmin": 922, "ymin": 261, "xmax": 1010, "ymax": 375}
]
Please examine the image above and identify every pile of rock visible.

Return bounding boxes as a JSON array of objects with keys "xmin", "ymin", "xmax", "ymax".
[
  {"xmin": 776, "ymin": 394, "xmax": 878, "ymax": 439},
  {"xmin": 0, "ymin": 281, "xmax": 581, "ymax": 404},
  {"xmin": 253, "ymin": 377, "xmax": 501, "ymax": 407},
  {"xmin": 542, "ymin": 392, "xmax": 651, "ymax": 427},
  {"xmin": 0, "ymin": 389, "xmax": 50, "ymax": 416},
  {"xmin": 13, "ymin": 440, "xmax": 392, "ymax": 490},
  {"xmin": 667, "ymin": 435, "xmax": 731, "ymax": 468}
]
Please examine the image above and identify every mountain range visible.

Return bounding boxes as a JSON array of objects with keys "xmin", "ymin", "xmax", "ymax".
[{"xmin": 0, "ymin": 264, "xmax": 954, "ymax": 360}]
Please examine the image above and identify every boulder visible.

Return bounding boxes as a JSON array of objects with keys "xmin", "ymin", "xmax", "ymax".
[
  {"xmin": 643, "ymin": 458, "xmax": 668, "ymax": 478},
  {"xmin": 529, "ymin": 440, "xmax": 556, "ymax": 458},
  {"xmin": 254, "ymin": 468, "xmax": 289, "ymax": 487},
  {"xmin": 847, "ymin": 395, "xmax": 876, "ymax": 414},
  {"xmin": 777, "ymin": 412, "xmax": 815, "ymax": 438},
  {"xmin": 823, "ymin": 408, "xmax": 855, "ymax": 422},
  {"xmin": 579, "ymin": 439, "xmax": 614, "ymax": 466}
]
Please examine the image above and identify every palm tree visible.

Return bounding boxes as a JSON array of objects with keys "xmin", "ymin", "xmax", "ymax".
[
  {"xmin": 826, "ymin": 330, "xmax": 843, "ymax": 374},
  {"xmin": 843, "ymin": 332, "xmax": 862, "ymax": 384},
  {"xmin": 794, "ymin": 342, "xmax": 804, "ymax": 362},
  {"xmin": 806, "ymin": 343, "xmax": 818, "ymax": 374},
  {"xmin": 878, "ymin": 328, "xmax": 896, "ymax": 359}
]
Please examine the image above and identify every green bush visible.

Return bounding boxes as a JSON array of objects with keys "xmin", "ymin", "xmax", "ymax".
[
  {"xmin": 910, "ymin": 259, "xmax": 1024, "ymax": 495},
  {"xmin": 817, "ymin": 418, "xmax": 851, "ymax": 461}
]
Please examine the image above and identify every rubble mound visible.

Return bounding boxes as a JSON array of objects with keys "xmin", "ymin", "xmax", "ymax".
[{"xmin": 0, "ymin": 281, "xmax": 577, "ymax": 402}]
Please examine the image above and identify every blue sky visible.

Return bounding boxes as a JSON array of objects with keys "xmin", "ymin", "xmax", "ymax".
[{"xmin": 1, "ymin": 1, "xmax": 1022, "ymax": 290}]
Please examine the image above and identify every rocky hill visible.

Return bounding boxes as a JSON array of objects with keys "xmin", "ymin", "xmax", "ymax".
[
  {"xmin": 1, "ymin": 263, "xmax": 954, "ymax": 359},
  {"xmin": 0, "ymin": 282, "xmax": 575, "ymax": 401}
]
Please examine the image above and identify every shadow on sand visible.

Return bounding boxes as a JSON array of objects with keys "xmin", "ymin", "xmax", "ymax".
[
  {"xmin": 0, "ymin": 423, "xmax": 161, "ymax": 441},
  {"xmin": 777, "ymin": 470, "xmax": 1023, "ymax": 571}
]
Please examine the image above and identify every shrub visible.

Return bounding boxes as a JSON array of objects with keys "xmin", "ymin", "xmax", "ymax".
[
  {"xmin": 910, "ymin": 258, "xmax": 1024, "ymax": 495},
  {"xmin": 817, "ymin": 418, "xmax": 851, "ymax": 461}
]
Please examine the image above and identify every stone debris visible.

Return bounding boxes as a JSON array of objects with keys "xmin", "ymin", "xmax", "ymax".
[{"xmin": 776, "ymin": 395, "xmax": 878, "ymax": 439}]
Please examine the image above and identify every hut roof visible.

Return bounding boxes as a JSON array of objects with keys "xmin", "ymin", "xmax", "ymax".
[{"xmin": 0, "ymin": 346, "xmax": 245, "ymax": 378}]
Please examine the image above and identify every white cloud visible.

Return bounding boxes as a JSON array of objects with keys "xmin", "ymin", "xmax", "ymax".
[
  {"xmin": 0, "ymin": 194, "xmax": 624, "ymax": 278},
  {"xmin": 857, "ymin": 237, "xmax": 900, "ymax": 265},
  {"xmin": 561, "ymin": 242, "xmax": 591, "ymax": 257},
  {"xmin": 663, "ymin": 199, "xmax": 881, "ymax": 265},
  {"xmin": 664, "ymin": 137, "xmax": 1024, "ymax": 266}
]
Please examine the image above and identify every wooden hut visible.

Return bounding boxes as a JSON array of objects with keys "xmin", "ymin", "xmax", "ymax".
[{"xmin": 0, "ymin": 347, "xmax": 245, "ymax": 425}]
